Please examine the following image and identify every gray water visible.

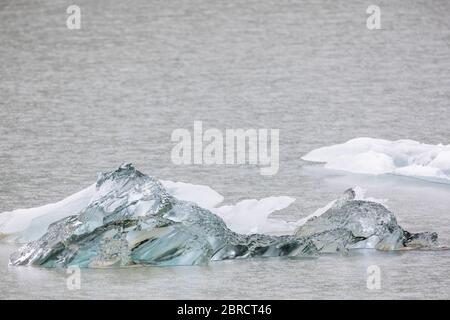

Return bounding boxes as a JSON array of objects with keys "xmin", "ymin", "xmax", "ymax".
[{"xmin": 1, "ymin": 0, "xmax": 450, "ymax": 299}]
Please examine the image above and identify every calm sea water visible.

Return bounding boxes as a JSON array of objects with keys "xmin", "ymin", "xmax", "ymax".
[{"xmin": 1, "ymin": 0, "xmax": 449, "ymax": 299}]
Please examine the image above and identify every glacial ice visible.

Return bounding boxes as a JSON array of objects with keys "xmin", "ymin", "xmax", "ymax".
[
  {"xmin": 212, "ymin": 196, "xmax": 297, "ymax": 235},
  {"xmin": 302, "ymin": 138, "xmax": 450, "ymax": 183},
  {"xmin": 159, "ymin": 180, "xmax": 224, "ymax": 209},
  {"xmin": 0, "ymin": 185, "xmax": 96, "ymax": 243},
  {"xmin": 8, "ymin": 164, "xmax": 437, "ymax": 267},
  {"xmin": 0, "ymin": 175, "xmax": 295, "ymax": 242}
]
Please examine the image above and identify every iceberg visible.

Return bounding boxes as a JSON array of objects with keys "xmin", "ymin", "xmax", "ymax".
[
  {"xmin": 159, "ymin": 180, "xmax": 224, "ymax": 209},
  {"xmin": 212, "ymin": 196, "xmax": 297, "ymax": 235},
  {"xmin": 7, "ymin": 164, "xmax": 437, "ymax": 268},
  {"xmin": 0, "ymin": 185, "xmax": 96, "ymax": 243},
  {"xmin": 302, "ymin": 138, "xmax": 450, "ymax": 183},
  {"xmin": 0, "ymin": 175, "xmax": 295, "ymax": 243}
]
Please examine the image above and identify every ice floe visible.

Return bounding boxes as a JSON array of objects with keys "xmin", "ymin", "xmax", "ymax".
[{"xmin": 302, "ymin": 138, "xmax": 450, "ymax": 183}]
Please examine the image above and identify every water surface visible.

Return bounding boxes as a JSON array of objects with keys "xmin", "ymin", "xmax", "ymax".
[{"xmin": 1, "ymin": 0, "xmax": 449, "ymax": 299}]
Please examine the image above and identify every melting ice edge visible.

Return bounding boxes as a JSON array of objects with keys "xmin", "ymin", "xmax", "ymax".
[{"xmin": 9, "ymin": 164, "xmax": 438, "ymax": 267}]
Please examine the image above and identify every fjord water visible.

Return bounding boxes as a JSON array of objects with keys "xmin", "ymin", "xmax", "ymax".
[{"xmin": 1, "ymin": 0, "xmax": 450, "ymax": 299}]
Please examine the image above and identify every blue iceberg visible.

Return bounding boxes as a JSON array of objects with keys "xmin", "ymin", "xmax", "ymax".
[{"xmin": 9, "ymin": 164, "xmax": 437, "ymax": 267}]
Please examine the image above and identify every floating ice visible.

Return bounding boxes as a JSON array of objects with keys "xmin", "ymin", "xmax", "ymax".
[
  {"xmin": 0, "ymin": 175, "xmax": 295, "ymax": 242},
  {"xmin": 159, "ymin": 180, "xmax": 224, "ymax": 210},
  {"xmin": 302, "ymin": 138, "xmax": 450, "ymax": 183},
  {"xmin": 0, "ymin": 185, "xmax": 96, "ymax": 243},
  {"xmin": 213, "ymin": 196, "xmax": 297, "ymax": 235},
  {"xmin": 8, "ymin": 164, "xmax": 437, "ymax": 268}
]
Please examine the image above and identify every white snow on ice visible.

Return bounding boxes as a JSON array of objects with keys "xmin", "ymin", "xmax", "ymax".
[
  {"xmin": 0, "ymin": 179, "xmax": 299, "ymax": 242},
  {"xmin": 212, "ymin": 196, "xmax": 297, "ymax": 235},
  {"xmin": 302, "ymin": 138, "xmax": 450, "ymax": 183},
  {"xmin": 159, "ymin": 180, "xmax": 224, "ymax": 209},
  {"xmin": 0, "ymin": 184, "xmax": 96, "ymax": 243},
  {"xmin": 160, "ymin": 180, "xmax": 298, "ymax": 235}
]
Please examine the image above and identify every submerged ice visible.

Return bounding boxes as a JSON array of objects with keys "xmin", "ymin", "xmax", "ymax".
[{"xmin": 8, "ymin": 164, "xmax": 437, "ymax": 267}]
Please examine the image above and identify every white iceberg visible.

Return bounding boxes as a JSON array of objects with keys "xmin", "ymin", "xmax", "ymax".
[
  {"xmin": 212, "ymin": 196, "xmax": 296, "ymax": 235},
  {"xmin": 159, "ymin": 180, "xmax": 224, "ymax": 210},
  {"xmin": 302, "ymin": 138, "xmax": 450, "ymax": 183}
]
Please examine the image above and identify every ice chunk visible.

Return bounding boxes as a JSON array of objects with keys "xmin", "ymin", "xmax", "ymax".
[
  {"xmin": 295, "ymin": 188, "xmax": 437, "ymax": 251},
  {"xmin": 160, "ymin": 180, "xmax": 224, "ymax": 209},
  {"xmin": 9, "ymin": 165, "xmax": 438, "ymax": 268},
  {"xmin": 1, "ymin": 177, "xmax": 296, "ymax": 242},
  {"xmin": 160, "ymin": 180, "xmax": 297, "ymax": 235},
  {"xmin": 1, "ymin": 172, "xmax": 295, "ymax": 242},
  {"xmin": 213, "ymin": 196, "xmax": 297, "ymax": 235},
  {"xmin": 302, "ymin": 138, "xmax": 450, "ymax": 183},
  {"xmin": 0, "ymin": 185, "xmax": 95, "ymax": 243},
  {"xmin": 294, "ymin": 186, "xmax": 387, "ymax": 228}
]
